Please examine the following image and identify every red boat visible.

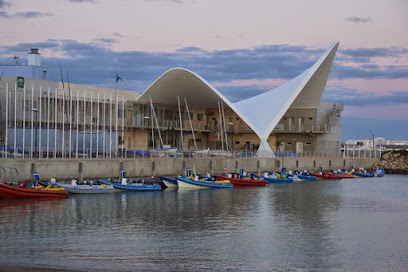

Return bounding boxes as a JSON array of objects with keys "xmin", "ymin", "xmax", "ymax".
[
  {"xmin": 309, "ymin": 172, "xmax": 342, "ymax": 180},
  {"xmin": 0, "ymin": 183, "xmax": 68, "ymax": 199},
  {"xmin": 217, "ymin": 174, "xmax": 267, "ymax": 186},
  {"xmin": 335, "ymin": 173, "xmax": 355, "ymax": 179}
]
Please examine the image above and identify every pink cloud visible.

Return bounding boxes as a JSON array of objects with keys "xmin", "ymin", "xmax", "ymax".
[
  {"xmin": 344, "ymin": 104, "xmax": 408, "ymax": 120},
  {"xmin": 328, "ymin": 78, "xmax": 408, "ymax": 94}
]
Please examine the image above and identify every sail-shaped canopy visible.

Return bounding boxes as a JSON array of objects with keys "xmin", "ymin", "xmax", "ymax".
[{"xmin": 137, "ymin": 42, "xmax": 339, "ymax": 157}]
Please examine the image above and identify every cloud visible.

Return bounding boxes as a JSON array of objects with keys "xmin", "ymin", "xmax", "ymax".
[
  {"xmin": 68, "ymin": 0, "xmax": 96, "ymax": 3},
  {"xmin": 93, "ymin": 38, "xmax": 119, "ymax": 44},
  {"xmin": 112, "ymin": 32, "xmax": 127, "ymax": 38},
  {"xmin": 345, "ymin": 16, "xmax": 372, "ymax": 23},
  {"xmin": 0, "ymin": 0, "xmax": 10, "ymax": 8},
  {"xmin": 0, "ymin": 11, "xmax": 53, "ymax": 18},
  {"xmin": 144, "ymin": 0, "xmax": 183, "ymax": 3},
  {"xmin": 1, "ymin": 39, "xmax": 407, "ymax": 101}
]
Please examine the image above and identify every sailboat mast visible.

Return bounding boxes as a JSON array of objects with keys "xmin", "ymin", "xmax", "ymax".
[
  {"xmin": 177, "ymin": 96, "xmax": 184, "ymax": 150},
  {"xmin": 184, "ymin": 97, "xmax": 197, "ymax": 150}
]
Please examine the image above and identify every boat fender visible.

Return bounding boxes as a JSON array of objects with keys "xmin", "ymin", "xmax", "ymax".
[
  {"xmin": 50, "ymin": 178, "xmax": 57, "ymax": 184},
  {"xmin": 71, "ymin": 179, "xmax": 78, "ymax": 186},
  {"xmin": 121, "ymin": 178, "xmax": 128, "ymax": 185}
]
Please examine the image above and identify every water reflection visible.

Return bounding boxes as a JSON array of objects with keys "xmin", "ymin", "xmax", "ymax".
[{"xmin": 0, "ymin": 177, "xmax": 407, "ymax": 271}]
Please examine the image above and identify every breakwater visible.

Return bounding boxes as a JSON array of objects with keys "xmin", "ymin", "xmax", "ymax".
[
  {"xmin": 2, "ymin": 157, "xmax": 377, "ymax": 181},
  {"xmin": 373, "ymin": 150, "xmax": 408, "ymax": 174}
]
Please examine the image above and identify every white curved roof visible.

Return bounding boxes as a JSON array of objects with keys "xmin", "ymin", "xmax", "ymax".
[{"xmin": 138, "ymin": 42, "xmax": 339, "ymax": 143}]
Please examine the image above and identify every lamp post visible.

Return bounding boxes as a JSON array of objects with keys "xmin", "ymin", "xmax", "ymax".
[
  {"xmin": 228, "ymin": 122, "xmax": 234, "ymax": 156},
  {"xmin": 31, "ymin": 108, "xmax": 38, "ymax": 158},
  {"xmin": 144, "ymin": 116, "xmax": 150, "ymax": 149}
]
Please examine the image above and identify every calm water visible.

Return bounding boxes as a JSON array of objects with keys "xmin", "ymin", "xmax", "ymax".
[{"xmin": 1, "ymin": 175, "xmax": 408, "ymax": 271}]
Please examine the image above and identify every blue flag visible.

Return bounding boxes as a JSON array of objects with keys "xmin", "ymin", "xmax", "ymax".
[{"xmin": 115, "ymin": 72, "xmax": 123, "ymax": 83}]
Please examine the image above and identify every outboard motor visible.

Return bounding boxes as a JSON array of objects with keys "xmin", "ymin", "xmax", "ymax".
[
  {"xmin": 281, "ymin": 166, "xmax": 287, "ymax": 173},
  {"xmin": 187, "ymin": 168, "xmax": 192, "ymax": 177},
  {"xmin": 319, "ymin": 165, "xmax": 323, "ymax": 173},
  {"xmin": 240, "ymin": 166, "xmax": 244, "ymax": 177}
]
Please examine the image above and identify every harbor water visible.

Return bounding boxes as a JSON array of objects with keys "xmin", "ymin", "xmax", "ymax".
[{"xmin": 1, "ymin": 175, "xmax": 407, "ymax": 271}]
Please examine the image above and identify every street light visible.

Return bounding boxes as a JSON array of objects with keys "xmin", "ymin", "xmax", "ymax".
[
  {"xmin": 144, "ymin": 116, "xmax": 150, "ymax": 149},
  {"xmin": 229, "ymin": 122, "xmax": 234, "ymax": 156},
  {"xmin": 31, "ymin": 108, "xmax": 38, "ymax": 158}
]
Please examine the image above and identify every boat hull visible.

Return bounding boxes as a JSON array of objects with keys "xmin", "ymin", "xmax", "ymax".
[
  {"xmin": 57, "ymin": 183, "xmax": 116, "ymax": 194},
  {"xmin": 297, "ymin": 175, "xmax": 317, "ymax": 181},
  {"xmin": 309, "ymin": 172, "xmax": 342, "ymax": 180},
  {"xmin": 0, "ymin": 183, "xmax": 68, "ymax": 198},
  {"xmin": 98, "ymin": 179, "xmax": 162, "ymax": 191},
  {"xmin": 217, "ymin": 175, "xmax": 267, "ymax": 186},
  {"xmin": 160, "ymin": 176, "xmax": 178, "ymax": 188},
  {"xmin": 176, "ymin": 176, "xmax": 233, "ymax": 189},
  {"xmin": 263, "ymin": 177, "xmax": 294, "ymax": 184}
]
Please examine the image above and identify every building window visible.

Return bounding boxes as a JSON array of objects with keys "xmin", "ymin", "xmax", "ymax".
[
  {"xmin": 286, "ymin": 142, "xmax": 292, "ymax": 145},
  {"xmin": 236, "ymin": 117, "xmax": 240, "ymax": 120},
  {"xmin": 305, "ymin": 142, "xmax": 312, "ymax": 145},
  {"xmin": 197, "ymin": 113, "xmax": 204, "ymax": 121},
  {"xmin": 235, "ymin": 141, "xmax": 240, "ymax": 145},
  {"xmin": 190, "ymin": 113, "xmax": 194, "ymax": 120},
  {"xmin": 309, "ymin": 117, "xmax": 313, "ymax": 120}
]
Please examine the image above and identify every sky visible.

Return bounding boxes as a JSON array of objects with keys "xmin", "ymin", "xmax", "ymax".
[{"xmin": 0, "ymin": 0, "xmax": 407, "ymax": 141}]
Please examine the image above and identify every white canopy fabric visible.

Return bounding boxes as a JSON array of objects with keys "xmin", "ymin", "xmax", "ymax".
[{"xmin": 137, "ymin": 42, "xmax": 339, "ymax": 157}]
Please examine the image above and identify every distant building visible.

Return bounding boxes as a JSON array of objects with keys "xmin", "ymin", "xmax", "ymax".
[
  {"xmin": 0, "ymin": 43, "xmax": 343, "ymax": 158},
  {"xmin": 0, "ymin": 48, "xmax": 48, "ymax": 80}
]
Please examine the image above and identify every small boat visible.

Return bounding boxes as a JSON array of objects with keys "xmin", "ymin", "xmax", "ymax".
[
  {"xmin": 296, "ymin": 174, "xmax": 317, "ymax": 181},
  {"xmin": 255, "ymin": 172, "xmax": 301, "ymax": 184},
  {"xmin": 176, "ymin": 176, "xmax": 233, "ymax": 189},
  {"xmin": 217, "ymin": 174, "xmax": 267, "ymax": 186},
  {"xmin": 0, "ymin": 167, "xmax": 68, "ymax": 199},
  {"xmin": 352, "ymin": 168, "xmax": 385, "ymax": 178},
  {"xmin": 160, "ymin": 176, "xmax": 178, "ymax": 188},
  {"xmin": 0, "ymin": 183, "xmax": 68, "ymax": 198},
  {"xmin": 98, "ymin": 178, "xmax": 162, "ymax": 191},
  {"xmin": 335, "ymin": 173, "xmax": 355, "ymax": 179},
  {"xmin": 309, "ymin": 172, "xmax": 342, "ymax": 180},
  {"xmin": 54, "ymin": 179, "xmax": 115, "ymax": 194}
]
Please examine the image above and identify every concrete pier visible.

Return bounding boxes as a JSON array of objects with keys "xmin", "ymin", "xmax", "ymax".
[{"xmin": 2, "ymin": 157, "xmax": 377, "ymax": 181}]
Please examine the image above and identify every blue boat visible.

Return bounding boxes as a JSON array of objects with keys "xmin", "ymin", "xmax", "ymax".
[
  {"xmin": 352, "ymin": 168, "xmax": 385, "ymax": 178},
  {"xmin": 176, "ymin": 176, "xmax": 233, "ymax": 189},
  {"xmin": 296, "ymin": 174, "xmax": 317, "ymax": 181},
  {"xmin": 98, "ymin": 179, "xmax": 162, "ymax": 191},
  {"xmin": 263, "ymin": 177, "xmax": 294, "ymax": 184}
]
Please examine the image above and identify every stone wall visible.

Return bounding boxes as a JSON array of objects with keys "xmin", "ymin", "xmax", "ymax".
[
  {"xmin": 1, "ymin": 157, "xmax": 377, "ymax": 181},
  {"xmin": 373, "ymin": 150, "xmax": 408, "ymax": 174}
]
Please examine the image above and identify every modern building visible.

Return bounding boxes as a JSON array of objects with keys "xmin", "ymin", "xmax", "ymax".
[{"xmin": 0, "ymin": 43, "xmax": 343, "ymax": 158}]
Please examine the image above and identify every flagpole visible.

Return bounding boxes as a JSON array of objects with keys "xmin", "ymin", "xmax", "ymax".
[
  {"xmin": 14, "ymin": 83, "xmax": 17, "ymax": 158},
  {"xmin": 22, "ymin": 83, "xmax": 26, "ymax": 159},
  {"xmin": 76, "ymin": 90, "xmax": 79, "ymax": 159},
  {"xmin": 122, "ymin": 95, "xmax": 125, "ymax": 159},
  {"xmin": 4, "ymin": 83, "xmax": 8, "ymax": 158},
  {"xmin": 96, "ymin": 92, "xmax": 99, "ymax": 159},
  {"xmin": 90, "ymin": 93, "xmax": 93, "ymax": 159},
  {"xmin": 54, "ymin": 88, "xmax": 57, "ymax": 159},
  {"xmin": 47, "ymin": 87, "xmax": 50, "ymax": 159},
  {"xmin": 30, "ymin": 85, "xmax": 34, "ymax": 159},
  {"xmin": 39, "ymin": 87, "xmax": 42, "ymax": 158}
]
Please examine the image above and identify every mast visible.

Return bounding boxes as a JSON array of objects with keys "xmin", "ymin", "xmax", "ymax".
[
  {"xmin": 184, "ymin": 97, "xmax": 197, "ymax": 150},
  {"xmin": 177, "ymin": 96, "xmax": 184, "ymax": 150}
]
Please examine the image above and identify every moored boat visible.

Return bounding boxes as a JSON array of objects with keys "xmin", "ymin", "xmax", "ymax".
[
  {"xmin": 176, "ymin": 176, "xmax": 233, "ymax": 189},
  {"xmin": 55, "ymin": 179, "xmax": 115, "ymax": 194},
  {"xmin": 0, "ymin": 183, "xmax": 68, "ymax": 198},
  {"xmin": 217, "ymin": 174, "xmax": 267, "ymax": 186},
  {"xmin": 160, "ymin": 176, "xmax": 178, "ymax": 188},
  {"xmin": 98, "ymin": 178, "xmax": 162, "ymax": 191},
  {"xmin": 309, "ymin": 172, "xmax": 342, "ymax": 180}
]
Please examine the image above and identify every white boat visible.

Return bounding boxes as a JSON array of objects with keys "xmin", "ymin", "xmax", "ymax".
[{"xmin": 54, "ymin": 179, "xmax": 116, "ymax": 194}]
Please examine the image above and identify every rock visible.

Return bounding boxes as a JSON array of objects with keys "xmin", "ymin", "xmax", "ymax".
[{"xmin": 382, "ymin": 153, "xmax": 390, "ymax": 159}]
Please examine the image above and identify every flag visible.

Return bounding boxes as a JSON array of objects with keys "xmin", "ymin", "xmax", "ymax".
[{"xmin": 115, "ymin": 72, "xmax": 123, "ymax": 83}]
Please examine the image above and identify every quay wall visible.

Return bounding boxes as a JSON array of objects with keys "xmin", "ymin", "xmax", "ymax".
[{"xmin": 1, "ymin": 157, "xmax": 377, "ymax": 181}]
